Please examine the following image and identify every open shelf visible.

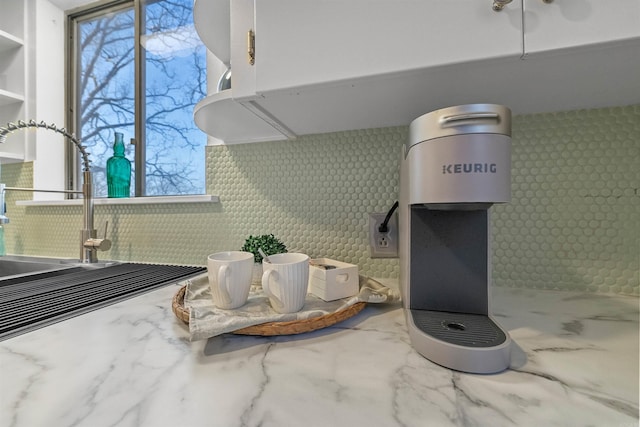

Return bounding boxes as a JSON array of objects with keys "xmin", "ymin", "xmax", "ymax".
[{"xmin": 0, "ymin": 29, "xmax": 23, "ymax": 52}]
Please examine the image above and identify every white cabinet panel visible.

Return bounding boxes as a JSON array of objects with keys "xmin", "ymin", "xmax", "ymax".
[
  {"xmin": 229, "ymin": 0, "xmax": 256, "ymax": 101},
  {"xmin": 253, "ymin": 0, "xmax": 523, "ymax": 93},
  {"xmin": 193, "ymin": 0, "xmax": 230, "ymax": 65},
  {"xmin": 194, "ymin": 91, "xmax": 288, "ymax": 143},
  {"xmin": 524, "ymin": 0, "xmax": 640, "ymax": 55}
]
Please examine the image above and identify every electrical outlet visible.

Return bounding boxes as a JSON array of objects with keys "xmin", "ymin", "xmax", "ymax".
[{"xmin": 369, "ymin": 212, "xmax": 399, "ymax": 258}]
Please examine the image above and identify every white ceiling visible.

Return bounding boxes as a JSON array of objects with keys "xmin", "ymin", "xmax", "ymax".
[{"xmin": 49, "ymin": 0, "xmax": 97, "ymax": 12}]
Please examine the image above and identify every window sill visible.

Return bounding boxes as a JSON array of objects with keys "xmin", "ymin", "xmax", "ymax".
[{"xmin": 16, "ymin": 194, "xmax": 220, "ymax": 207}]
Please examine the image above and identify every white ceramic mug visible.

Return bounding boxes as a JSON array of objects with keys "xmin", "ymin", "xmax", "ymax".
[
  {"xmin": 207, "ymin": 251, "xmax": 254, "ymax": 309},
  {"xmin": 261, "ymin": 253, "xmax": 310, "ymax": 313}
]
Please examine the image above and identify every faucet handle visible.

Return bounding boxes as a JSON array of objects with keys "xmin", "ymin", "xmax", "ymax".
[
  {"xmin": 84, "ymin": 237, "xmax": 112, "ymax": 251},
  {"xmin": 84, "ymin": 221, "xmax": 112, "ymax": 251}
]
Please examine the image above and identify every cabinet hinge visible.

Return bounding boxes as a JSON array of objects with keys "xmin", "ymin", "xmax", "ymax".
[{"xmin": 247, "ymin": 29, "xmax": 255, "ymax": 66}]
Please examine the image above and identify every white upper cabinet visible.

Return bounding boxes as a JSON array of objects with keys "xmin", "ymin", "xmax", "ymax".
[
  {"xmin": 196, "ymin": 0, "xmax": 524, "ymax": 142},
  {"xmin": 246, "ymin": 0, "xmax": 522, "ymax": 95},
  {"xmin": 194, "ymin": 0, "xmax": 640, "ymax": 144},
  {"xmin": 523, "ymin": 0, "xmax": 640, "ymax": 55}
]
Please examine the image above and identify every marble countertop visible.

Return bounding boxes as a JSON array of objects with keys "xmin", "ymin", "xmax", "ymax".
[{"xmin": 1, "ymin": 280, "xmax": 638, "ymax": 427}]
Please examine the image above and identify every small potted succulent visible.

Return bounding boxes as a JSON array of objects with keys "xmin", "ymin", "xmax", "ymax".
[{"xmin": 241, "ymin": 234, "xmax": 287, "ymax": 285}]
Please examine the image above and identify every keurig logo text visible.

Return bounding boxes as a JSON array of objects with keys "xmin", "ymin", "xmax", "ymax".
[{"xmin": 442, "ymin": 163, "xmax": 497, "ymax": 174}]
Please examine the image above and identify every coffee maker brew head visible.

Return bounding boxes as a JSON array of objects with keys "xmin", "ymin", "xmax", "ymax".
[{"xmin": 404, "ymin": 103, "xmax": 512, "ymax": 209}]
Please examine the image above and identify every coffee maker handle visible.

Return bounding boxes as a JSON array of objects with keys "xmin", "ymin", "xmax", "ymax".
[{"xmin": 439, "ymin": 112, "xmax": 499, "ymax": 126}]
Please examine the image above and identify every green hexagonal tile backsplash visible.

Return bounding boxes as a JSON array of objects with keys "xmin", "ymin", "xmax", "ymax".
[{"xmin": 1, "ymin": 105, "xmax": 638, "ymax": 295}]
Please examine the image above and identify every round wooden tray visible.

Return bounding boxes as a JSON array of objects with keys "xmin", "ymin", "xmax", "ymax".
[{"xmin": 172, "ymin": 285, "xmax": 366, "ymax": 336}]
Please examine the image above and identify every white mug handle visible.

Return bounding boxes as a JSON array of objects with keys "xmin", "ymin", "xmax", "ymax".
[
  {"xmin": 217, "ymin": 265, "xmax": 232, "ymax": 305},
  {"xmin": 262, "ymin": 269, "xmax": 283, "ymax": 310}
]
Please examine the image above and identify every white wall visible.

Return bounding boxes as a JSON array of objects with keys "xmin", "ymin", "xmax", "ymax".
[{"xmin": 31, "ymin": 0, "xmax": 65, "ymax": 200}]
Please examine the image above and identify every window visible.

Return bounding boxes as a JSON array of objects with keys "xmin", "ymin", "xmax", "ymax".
[{"xmin": 68, "ymin": 0, "xmax": 207, "ymax": 197}]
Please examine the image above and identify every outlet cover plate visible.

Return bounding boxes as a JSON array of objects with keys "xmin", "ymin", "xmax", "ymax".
[{"xmin": 369, "ymin": 212, "xmax": 399, "ymax": 258}]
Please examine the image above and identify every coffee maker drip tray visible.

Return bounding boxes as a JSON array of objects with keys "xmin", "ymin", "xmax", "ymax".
[{"xmin": 410, "ymin": 310, "xmax": 507, "ymax": 348}]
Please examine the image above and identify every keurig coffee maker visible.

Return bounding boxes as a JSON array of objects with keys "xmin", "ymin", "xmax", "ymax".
[{"xmin": 399, "ymin": 104, "xmax": 513, "ymax": 374}]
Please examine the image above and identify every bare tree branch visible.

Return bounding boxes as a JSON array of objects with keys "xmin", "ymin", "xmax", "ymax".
[{"xmin": 76, "ymin": 0, "xmax": 205, "ymax": 196}]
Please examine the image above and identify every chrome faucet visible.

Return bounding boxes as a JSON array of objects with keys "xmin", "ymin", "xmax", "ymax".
[{"xmin": 0, "ymin": 120, "xmax": 111, "ymax": 263}]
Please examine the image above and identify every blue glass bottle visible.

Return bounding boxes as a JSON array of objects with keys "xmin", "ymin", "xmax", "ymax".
[
  {"xmin": 106, "ymin": 132, "xmax": 131, "ymax": 198},
  {"xmin": 0, "ymin": 225, "xmax": 6, "ymax": 256}
]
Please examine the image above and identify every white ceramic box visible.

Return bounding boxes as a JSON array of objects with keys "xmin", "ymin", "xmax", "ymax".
[{"xmin": 308, "ymin": 258, "xmax": 359, "ymax": 301}]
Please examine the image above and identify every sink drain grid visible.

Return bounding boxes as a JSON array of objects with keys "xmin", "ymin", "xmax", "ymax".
[{"xmin": 0, "ymin": 263, "xmax": 204, "ymax": 341}]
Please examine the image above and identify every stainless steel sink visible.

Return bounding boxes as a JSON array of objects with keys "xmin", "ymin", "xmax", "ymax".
[
  {"xmin": 0, "ymin": 255, "xmax": 82, "ymax": 281},
  {"xmin": 0, "ymin": 255, "xmax": 118, "ymax": 280},
  {"xmin": 0, "ymin": 258, "xmax": 205, "ymax": 341}
]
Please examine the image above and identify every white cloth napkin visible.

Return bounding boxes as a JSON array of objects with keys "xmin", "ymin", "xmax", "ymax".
[{"xmin": 182, "ymin": 273, "xmax": 401, "ymax": 341}]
